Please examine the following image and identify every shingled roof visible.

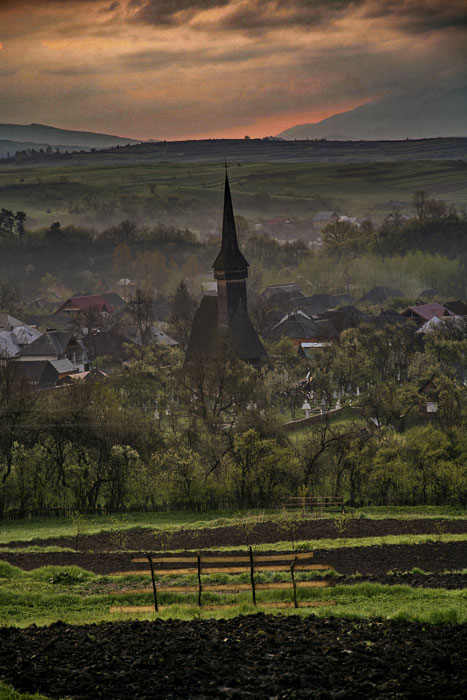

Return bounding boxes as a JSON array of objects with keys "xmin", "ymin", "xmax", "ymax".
[
  {"xmin": 19, "ymin": 331, "xmax": 79, "ymax": 357},
  {"xmin": 186, "ymin": 296, "xmax": 266, "ymax": 363},
  {"xmin": 212, "ymin": 174, "xmax": 249, "ymax": 271},
  {"xmin": 185, "ymin": 296, "xmax": 221, "ymax": 361}
]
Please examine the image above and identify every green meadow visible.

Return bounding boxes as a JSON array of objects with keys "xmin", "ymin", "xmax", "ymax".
[
  {"xmin": 0, "ymin": 559, "xmax": 466, "ymax": 628},
  {"xmin": 1, "ymin": 159, "xmax": 466, "ymax": 229},
  {"xmin": 1, "ymin": 506, "xmax": 465, "ymax": 546}
]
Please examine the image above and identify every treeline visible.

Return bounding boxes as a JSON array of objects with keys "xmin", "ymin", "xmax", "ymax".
[
  {"xmin": 1, "ymin": 320, "xmax": 466, "ymax": 516},
  {"xmin": 2, "ymin": 191, "xmax": 466, "ymax": 304}
]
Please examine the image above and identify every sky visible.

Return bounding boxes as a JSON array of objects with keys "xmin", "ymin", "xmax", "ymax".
[{"xmin": 0, "ymin": 0, "xmax": 466, "ymax": 140}]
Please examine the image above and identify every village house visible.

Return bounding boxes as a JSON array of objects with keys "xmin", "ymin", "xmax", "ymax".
[
  {"xmin": 14, "ymin": 330, "xmax": 89, "ymax": 372},
  {"xmin": 312, "ymin": 211, "xmax": 339, "ymax": 231},
  {"xmin": 55, "ymin": 294, "xmax": 115, "ymax": 317},
  {"xmin": 359, "ymin": 287, "xmax": 404, "ymax": 304},
  {"xmin": 401, "ymin": 302, "xmax": 455, "ymax": 324}
]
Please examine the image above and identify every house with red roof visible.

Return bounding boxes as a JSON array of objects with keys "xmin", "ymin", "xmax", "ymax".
[
  {"xmin": 401, "ymin": 302, "xmax": 455, "ymax": 324},
  {"xmin": 54, "ymin": 294, "xmax": 115, "ymax": 316}
]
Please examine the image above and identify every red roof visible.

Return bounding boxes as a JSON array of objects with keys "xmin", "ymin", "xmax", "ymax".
[
  {"xmin": 402, "ymin": 303, "xmax": 454, "ymax": 322},
  {"xmin": 55, "ymin": 295, "xmax": 115, "ymax": 314}
]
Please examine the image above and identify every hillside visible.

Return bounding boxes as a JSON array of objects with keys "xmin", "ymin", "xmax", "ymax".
[
  {"xmin": 0, "ymin": 158, "xmax": 466, "ymax": 231},
  {"xmin": 0, "ymin": 123, "xmax": 142, "ymax": 156},
  {"xmin": 2, "ymin": 136, "xmax": 467, "ymax": 167},
  {"xmin": 278, "ymin": 87, "xmax": 467, "ymax": 141}
]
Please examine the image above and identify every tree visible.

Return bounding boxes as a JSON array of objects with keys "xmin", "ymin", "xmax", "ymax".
[
  {"xmin": 167, "ymin": 280, "xmax": 197, "ymax": 351},
  {"xmin": 0, "ymin": 209, "xmax": 15, "ymax": 241},
  {"xmin": 228, "ymin": 429, "xmax": 299, "ymax": 507},
  {"xmin": 127, "ymin": 286, "xmax": 156, "ymax": 345},
  {"xmin": 322, "ymin": 219, "xmax": 359, "ymax": 257},
  {"xmin": 412, "ymin": 191, "xmax": 427, "ymax": 222},
  {"xmin": 46, "ymin": 221, "xmax": 64, "ymax": 243},
  {"xmin": 14, "ymin": 211, "xmax": 26, "ymax": 246},
  {"xmin": 113, "ymin": 243, "xmax": 133, "ymax": 282},
  {"xmin": 180, "ymin": 337, "xmax": 258, "ymax": 432},
  {"xmin": 0, "ymin": 280, "xmax": 19, "ymax": 312},
  {"xmin": 0, "ymin": 363, "xmax": 38, "ymax": 515}
]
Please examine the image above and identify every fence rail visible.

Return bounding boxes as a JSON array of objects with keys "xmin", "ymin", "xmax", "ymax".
[
  {"xmin": 281, "ymin": 497, "xmax": 345, "ymax": 513},
  {"xmin": 109, "ymin": 548, "xmax": 336, "ymax": 613}
]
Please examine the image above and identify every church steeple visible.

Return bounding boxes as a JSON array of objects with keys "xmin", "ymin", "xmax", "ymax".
[
  {"xmin": 213, "ymin": 173, "xmax": 249, "ymax": 272},
  {"xmin": 213, "ymin": 172, "xmax": 249, "ymax": 326}
]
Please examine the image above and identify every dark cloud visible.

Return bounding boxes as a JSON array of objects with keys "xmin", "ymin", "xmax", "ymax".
[
  {"xmin": 363, "ymin": 0, "xmax": 467, "ymax": 34},
  {"xmin": 41, "ymin": 66, "xmax": 104, "ymax": 76},
  {"xmin": 132, "ymin": 0, "xmax": 230, "ymax": 26},
  {"xmin": 119, "ymin": 44, "xmax": 293, "ymax": 72},
  {"xmin": 131, "ymin": 0, "xmax": 467, "ymax": 35},
  {"xmin": 217, "ymin": 0, "xmax": 360, "ymax": 33}
]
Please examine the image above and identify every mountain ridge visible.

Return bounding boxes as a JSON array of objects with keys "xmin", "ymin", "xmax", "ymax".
[
  {"xmin": 0, "ymin": 123, "xmax": 143, "ymax": 154},
  {"xmin": 278, "ymin": 87, "xmax": 467, "ymax": 141}
]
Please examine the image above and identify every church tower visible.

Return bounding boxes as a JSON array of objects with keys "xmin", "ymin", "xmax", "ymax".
[
  {"xmin": 213, "ymin": 173, "xmax": 249, "ymax": 327},
  {"xmin": 186, "ymin": 169, "xmax": 266, "ymax": 368}
]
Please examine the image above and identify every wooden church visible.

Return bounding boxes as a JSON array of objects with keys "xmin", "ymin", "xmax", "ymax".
[{"xmin": 186, "ymin": 173, "xmax": 266, "ymax": 368}]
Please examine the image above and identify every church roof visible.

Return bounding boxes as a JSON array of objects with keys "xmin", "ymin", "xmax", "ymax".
[
  {"xmin": 186, "ymin": 296, "xmax": 266, "ymax": 363},
  {"xmin": 185, "ymin": 296, "xmax": 220, "ymax": 361},
  {"xmin": 229, "ymin": 300, "xmax": 267, "ymax": 361},
  {"xmin": 212, "ymin": 174, "xmax": 249, "ymax": 271}
]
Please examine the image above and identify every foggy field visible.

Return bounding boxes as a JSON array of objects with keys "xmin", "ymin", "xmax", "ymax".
[{"xmin": 1, "ymin": 158, "xmax": 466, "ymax": 230}]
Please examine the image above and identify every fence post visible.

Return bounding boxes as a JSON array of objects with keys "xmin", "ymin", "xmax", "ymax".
[
  {"xmin": 146, "ymin": 553, "xmax": 158, "ymax": 612},
  {"xmin": 290, "ymin": 556, "xmax": 298, "ymax": 608},
  {"xmin": 249, "ymin": 546, "xmax": 256, "ymax": 606},
  {"xmin": 197, "ymin": 551, "xmax": 202, "ymax": 607}
]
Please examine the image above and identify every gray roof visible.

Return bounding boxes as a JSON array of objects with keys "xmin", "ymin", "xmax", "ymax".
[
  {"xmin": 313, "ymin": 211, "xmax": 338, "ymax": 222},
  {"xmin": 0, "ymin": 331, "xmax": 21, "ymax": 358},
  {"xmin": 271, "ymin": 313, "xmax": 339, "ymax": 341},
  {"xmin": 11, "ymin": 325, "xmax": 41, "ymax": 345},
  {"xmin": 0, "ymin": 313, "xmax": 23, "ymax": 331},
  {"xmin": 49, "ymin": 359, "xmax": 76, "ymax": 374},
  {"xmin": 151, "ymin": 327, "xmax": 178, "ymax": 346},
  {"xmin": 359, "ymin": 286, "xmax": 404, "ymax": 304},
  {"xmin": 19, "ymin": 331, "xmax": 77, "ymax": 357},
  {"xmin": 262, "ymin": 283, "xmax": 303, "ymax": 299}
]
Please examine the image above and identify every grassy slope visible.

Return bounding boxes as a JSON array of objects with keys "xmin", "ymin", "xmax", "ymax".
[
  {"xmin": 0, "ymin": 681, "xmax": 49, "ymax": 700},
  {"xmin": 0, "ymin": 507, "xmax": 466, "ymax": 545},
  {"xmin": 1, "ymin": 160, "xmax": 466, "ymax": 228}
]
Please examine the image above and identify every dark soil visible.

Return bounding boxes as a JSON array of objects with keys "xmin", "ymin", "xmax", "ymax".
[
  {"xmin": 2, "ymin": 517, "xmax": 466, "ymax": 551},
  {"xmin": 1, "ymin": 541, "xmax": 466, "ymax": 588},
  {"xmin": 1, "ymin": 615, "xmax": 466, "ymax": 699}
]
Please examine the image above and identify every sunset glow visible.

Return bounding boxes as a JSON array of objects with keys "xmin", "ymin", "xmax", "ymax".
[{"xmin": 0, "ymin": 0, "xmax": 465, "ymax": 140}]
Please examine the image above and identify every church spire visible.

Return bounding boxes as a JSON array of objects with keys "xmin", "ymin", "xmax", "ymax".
[{"xmin": 213, "ymin": 173, "xmax": 249, "ymax": 271}]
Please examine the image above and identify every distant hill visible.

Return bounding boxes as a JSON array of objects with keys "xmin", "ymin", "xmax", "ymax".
[
  {"xmin": 0, "ymin": 138, "xmax": 95, "ymax": 158},
  {"xmin": 0, "ymin": 123, "xmax": 142, "ymax": 156},
  {"xmin": 278, "ymin": 86, "xmax": 467, "ymax": 141},
  {"xmin": 3, "ymin": 136, "xmax": 466, "ymax": 167}
]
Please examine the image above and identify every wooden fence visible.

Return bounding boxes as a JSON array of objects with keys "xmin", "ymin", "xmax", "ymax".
[
  {"xmin": 281, "ymin": 496, "xmax": 345, "ymax": 513},
  {"xmin": 109, "ymin": 548, "xmax": 336, "ymax": 613}
]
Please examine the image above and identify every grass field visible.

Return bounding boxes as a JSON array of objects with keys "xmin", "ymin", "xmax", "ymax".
[
  {"xmin": 1, "ymin": 158, "xmax": 466, "ymax": 229},
  {"xmin": 0, "ymin": 681, "xmax": 48, "ymax": 700},
  {"xmin": 0, "ymin": 558, "xmax": 465, "ymax": 628},
  {"xmin": 1, "ymin": 506, "xmax": 466, "ymax": 545}
]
